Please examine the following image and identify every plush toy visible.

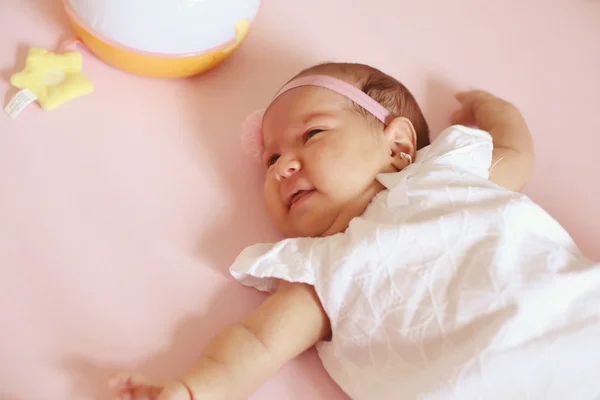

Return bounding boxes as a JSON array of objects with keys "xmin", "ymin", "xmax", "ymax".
[
  {"xmin": 5, "ymin": 48, "xmax": 94, "ymax": 117},
  {"xmin": 60, "ymin": 0, "xmax": 261, "ymax": 78}
]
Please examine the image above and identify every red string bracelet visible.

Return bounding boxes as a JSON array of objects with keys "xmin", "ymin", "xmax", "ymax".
[{"xmin": 176, "ymin": 379, "xmax": 194, "ymax": 400}]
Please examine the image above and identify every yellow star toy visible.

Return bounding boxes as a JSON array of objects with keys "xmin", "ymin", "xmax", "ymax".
[{"xmin": 10, "ymin": 48, "xmax": 94, "ymax": 111}]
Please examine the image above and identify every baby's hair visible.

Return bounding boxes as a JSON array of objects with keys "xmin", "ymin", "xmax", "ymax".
[{"xmin": 293, "ymin": 62, "xmax": 430, "ymax": 149}]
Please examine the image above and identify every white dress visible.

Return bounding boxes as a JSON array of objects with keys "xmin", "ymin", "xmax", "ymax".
[{"xmin": 230, "ymin": 125, "xmax": 600, "ymax": 400}]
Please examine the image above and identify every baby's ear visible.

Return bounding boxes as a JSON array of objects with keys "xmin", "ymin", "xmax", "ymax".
[{"xmin": 384, "ymin": 117, "xmax": 416, "ymax": 170}]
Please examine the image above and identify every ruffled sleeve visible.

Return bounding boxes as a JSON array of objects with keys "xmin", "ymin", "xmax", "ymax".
[{"xmin": 229, "ymin": 237, "xmax": 325, "ymax": 293}]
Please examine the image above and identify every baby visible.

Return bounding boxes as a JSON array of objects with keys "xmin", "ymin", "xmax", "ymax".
[{"xmin": 109, "ymin": 63, "xmax": 600, "ymax": 400}]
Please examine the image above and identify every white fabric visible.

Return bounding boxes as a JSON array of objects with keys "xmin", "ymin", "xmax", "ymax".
[{"xmin": 230, "ymin": 125, "xmax": 600, "ymax": 400}]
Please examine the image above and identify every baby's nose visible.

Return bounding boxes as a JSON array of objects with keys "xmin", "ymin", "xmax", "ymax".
[{"xmin": 276, "ymin": 156, "xmax": 301, "ymax": 180}]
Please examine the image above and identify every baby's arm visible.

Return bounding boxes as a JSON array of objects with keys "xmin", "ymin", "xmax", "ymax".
[
  {"xmin": 451, "ymin": 90, "xmax": 535, "ymax": 192},
  {"xmin": 110, "ymin": 281, "xmax": 330, "ymax": 400}
]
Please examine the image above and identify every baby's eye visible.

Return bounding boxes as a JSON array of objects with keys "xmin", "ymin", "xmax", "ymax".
[
  {"xmin": 267, "ymin": 154, "xmax": 280, "ymax": 167},
  {"xmin": 304, "ymin": 129, "xmax": 324, "ymax": 142}
]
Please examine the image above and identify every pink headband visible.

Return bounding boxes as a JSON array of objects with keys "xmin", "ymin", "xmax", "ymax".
[{"xmin": 240, "ymin": 74, "xmax": 395, "ymax": 162}]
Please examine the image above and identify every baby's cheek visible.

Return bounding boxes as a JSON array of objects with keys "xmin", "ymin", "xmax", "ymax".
[
  {"xmin": 263, "ymin": 184, "xmax": 282, "ymax": 216},
  {"xmin": 333, "ymin": 157, "xmax": 373, "ymax": 191},
  {"xmin": 264, "ymin": 194, "xmax": 281, "ymax": 217}
]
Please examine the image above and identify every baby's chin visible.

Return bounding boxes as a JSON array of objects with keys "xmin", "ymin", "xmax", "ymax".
[
  {"xmin": 274, "ymin": 213, "xmax": 331, "ymax": 238},
  {"xmin": 277, "ymin": 210, "xmax": 352, "ymax": 238},
  {"xmin": 279, "ymin": 221, "xmax": 328, "ymax": 239}
]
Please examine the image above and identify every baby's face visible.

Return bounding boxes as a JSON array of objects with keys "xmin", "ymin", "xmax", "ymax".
[{"xmin": 261, "ymin": 86, "xmax": 396, "ymax": 238}]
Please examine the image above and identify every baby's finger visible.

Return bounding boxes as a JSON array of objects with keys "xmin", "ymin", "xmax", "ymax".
[
  {"xmin": 454, "ymin": 91, "xmax": 475, "ymax": 103},
  {"xmin": 450, "ymin": 109, "xmax": 464, "ymax": 124},
  {"xmin": 450, "ymin": 105, "xmax": 475, "ymax": 125},
  {"xmin": 455, "ymin": 90, "xmax": 495, "ymax": 105}
]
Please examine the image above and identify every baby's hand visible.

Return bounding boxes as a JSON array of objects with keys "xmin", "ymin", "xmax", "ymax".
[
  {"xmin": 451, "ymin": 89, "xmax": 534, "ymax": 192},
  {"xmin": 108, "ymin": 373, "xmax": 192, "ymax": 400},
  {"xmin": 451, "ymin": 90, "xmax": 525, "ymax": 132}
]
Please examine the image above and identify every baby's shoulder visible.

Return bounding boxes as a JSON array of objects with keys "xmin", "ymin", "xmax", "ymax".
[
  {"xmin": 421, "ymin": 125, "xmax": 492, "ymax": 161},
  {"xmin": 410, "ymin": 125, "xmax": 494, "ymax": 182}
]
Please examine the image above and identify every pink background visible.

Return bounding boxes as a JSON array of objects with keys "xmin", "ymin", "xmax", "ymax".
[{"xmin": 1, "ymin": 1, "xmax": 599, "ymax": 399}]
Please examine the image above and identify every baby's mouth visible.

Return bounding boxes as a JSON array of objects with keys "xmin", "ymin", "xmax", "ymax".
[{"xmin": 288, "ymin": 189, "xmax": 315, "ymax": 209}]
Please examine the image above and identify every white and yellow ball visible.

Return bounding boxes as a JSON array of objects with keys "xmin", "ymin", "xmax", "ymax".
[{"xmin": 61, "ymin": 0, "xmax": 261, "ymax": 78}]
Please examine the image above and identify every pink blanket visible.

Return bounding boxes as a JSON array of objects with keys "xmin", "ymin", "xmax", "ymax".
[{"xmin": 1, "ymin": 1, "xmax": 599, "ymax": 399}]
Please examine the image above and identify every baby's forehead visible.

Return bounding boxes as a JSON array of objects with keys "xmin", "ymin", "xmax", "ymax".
[{"xmin": 263, "ymin": 87, "xmax": 354, "ymax": 128}]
